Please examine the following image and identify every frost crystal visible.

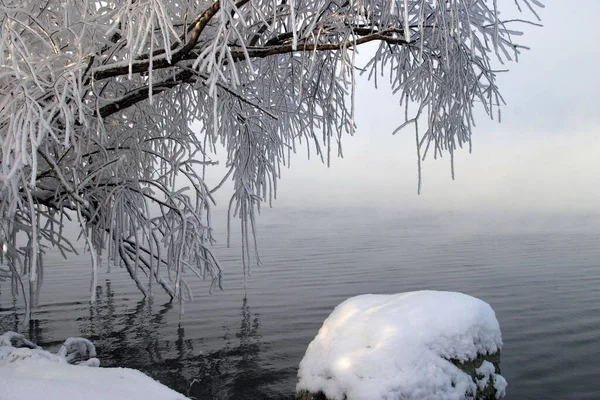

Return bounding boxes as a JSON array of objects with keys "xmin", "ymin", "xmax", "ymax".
[{"xmin": 0, "ymin": 1, "xmax": 544, "ymax": 317}]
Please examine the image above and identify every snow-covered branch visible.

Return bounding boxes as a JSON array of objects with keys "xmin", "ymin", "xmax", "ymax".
[{"xmin": 0, "ymin": 0, "xmax": 544, "ymax": 320}]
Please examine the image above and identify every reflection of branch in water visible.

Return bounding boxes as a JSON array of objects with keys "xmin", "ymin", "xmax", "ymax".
[
  {"xmin": 4, "ymin": 282, "xmax": 288, "ymax": 399},
  {"xmin": 0, "ymin": 297, "xmax": 20, "ymax": 334},
  {"xmin": 82, "ymin": 287, "xmax": 282, "ymax": 399},
  {"xmin": 78, "ymin": 280, "xmax": 179, "ymax": 373},
  {"xmin": 188, "ymin": 297, "xmax": 282, "ymax": 400},
  {"xmin": 0, "ymin": 297, "xmax": 45, "ymax": 345}
]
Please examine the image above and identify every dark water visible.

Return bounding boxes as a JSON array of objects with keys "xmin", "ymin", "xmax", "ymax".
[{"xmin": 1, "ymin": 208, "xmax": 600, "ymax": 400}]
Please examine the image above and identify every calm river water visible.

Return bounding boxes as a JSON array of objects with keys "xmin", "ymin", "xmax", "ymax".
[{"xmin": 1, "ymin": 208, "xmax": 599, "ymax": 399}]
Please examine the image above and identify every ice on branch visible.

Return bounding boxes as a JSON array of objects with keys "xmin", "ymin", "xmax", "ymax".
[{"xmin": 0, "ymin": 0, "xmax": 543, "ymax": 318}]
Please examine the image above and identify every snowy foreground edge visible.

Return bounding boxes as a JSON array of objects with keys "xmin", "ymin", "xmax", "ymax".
[
  {"xmin": 296, "ymin": 291, "xmax": 507, "ymax": 400},
  {"xmin": 0, "ymin": 332, "xmax": 188, "ymax": 400}
]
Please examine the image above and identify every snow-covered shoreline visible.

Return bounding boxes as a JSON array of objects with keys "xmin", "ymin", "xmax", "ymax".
[{"xmin": 0, "ymin": 332, "xmax": 188, "ymax": 400}]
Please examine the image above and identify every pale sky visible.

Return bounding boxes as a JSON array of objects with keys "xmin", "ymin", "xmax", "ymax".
[{"xmin": 268, "ymin": 0, "xmax": 600, "ymax": 214}]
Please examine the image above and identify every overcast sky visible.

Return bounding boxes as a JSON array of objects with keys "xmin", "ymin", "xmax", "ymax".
[{"xmin": 267, "ymin": 0, "xmax": 600, "ymax": 215}]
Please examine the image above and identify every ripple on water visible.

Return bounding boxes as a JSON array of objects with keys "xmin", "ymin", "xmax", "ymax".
[{"xmin": 1, "ymin": 209, "xmax": 600, "ymax": 399}]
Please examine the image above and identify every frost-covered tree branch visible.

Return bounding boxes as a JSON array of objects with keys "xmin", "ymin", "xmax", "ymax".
[{"xmin": 0, "ymin": 0, "xmax": 543, "ymax": 319}]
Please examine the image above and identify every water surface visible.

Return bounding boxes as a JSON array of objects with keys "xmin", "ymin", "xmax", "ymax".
[{"xmin": 1, "ymin": 208, "xmax": 599, "ymax": 399}]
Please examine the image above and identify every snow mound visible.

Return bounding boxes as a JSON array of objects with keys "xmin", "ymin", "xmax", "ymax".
[
  {"xmin": 296, "ymin": 291, "xmax": 504, "ymax": 400},
  {"xmin": 0, "ymin": 332, "xmax": 188, "ymax": 400}
]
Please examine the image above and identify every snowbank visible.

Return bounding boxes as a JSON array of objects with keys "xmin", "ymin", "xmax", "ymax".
[
  {"xmin": 0, "ymin": 332, "xmax": 188, "ymax": 400},
  {"xmin": 296, "ymin": 291, "xmax": 505, "ymax": 400}
]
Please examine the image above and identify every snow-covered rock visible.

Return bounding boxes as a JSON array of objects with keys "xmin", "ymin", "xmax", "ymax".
[
  {"xmin": 0, "ymin": 332, "xmax": 188, "ymax": 400},
  {"xmin": 296, "ymin": 291, "xmax": 505, "ymax": 400}
]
